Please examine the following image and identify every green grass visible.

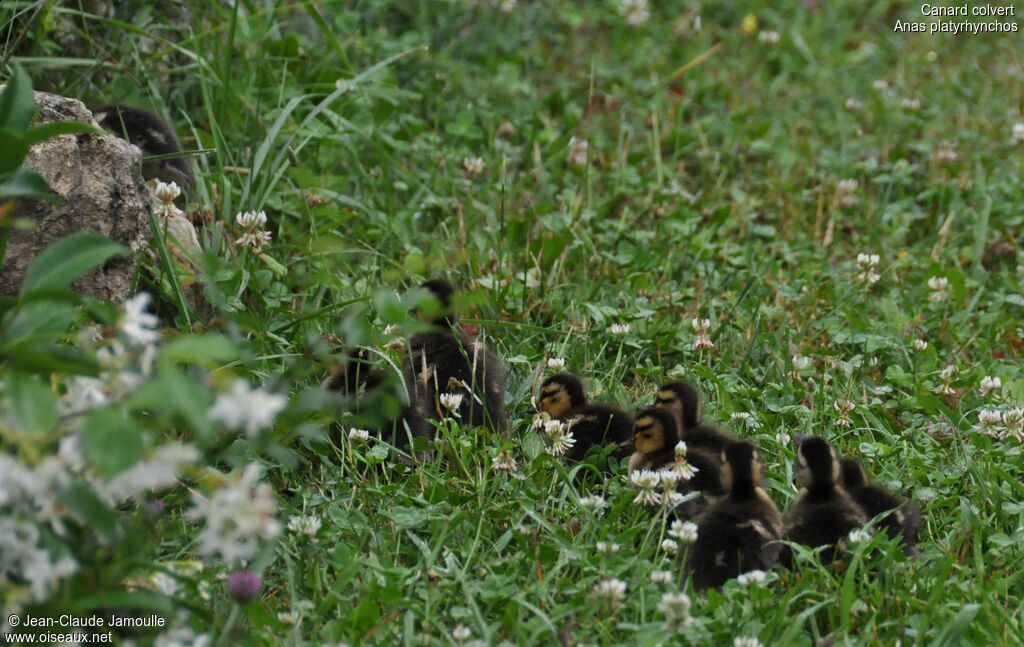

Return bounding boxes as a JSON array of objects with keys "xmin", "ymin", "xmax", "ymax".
[{"xmin": 2, "ymin": 0, "xmax": 1023, "ymax": 645}]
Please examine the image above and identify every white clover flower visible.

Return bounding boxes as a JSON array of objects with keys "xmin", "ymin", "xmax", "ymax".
[
  {"xmin": 618, "ymin": 0, "xmax": 650, "ymax": 26},
  {"xmin": 548, "ymin": 426, "xmax": 577, "ymax": 457},
  {"xmin": 542, "ymin": 419, "xmax": 564, "ymax": 435},
  {"xmin": 462, "ymin": 156, "xmax": 485, "ymax": 178},
  {"xmin": 650, "ymin": 570, "xmax": 673, "ymax": 585},
  {"xmin": 596, "ymin": 541, "xmax": 621, "ymax": 555},
  {"xmin": 657, "ymin": 591, "xmax": 693, "ymax": 630},
  {"xmin": 977, "ymin": 408, "xmax": 1005, "ymax": 436},
  {"xmin": 674, "ymin": 441, "xmax": 687, "ymax": 457},
  {"xmin": 848, "ymin": 528, "xmax": 872, "ymax": 544},
  {"xmin": 288, "ymin": 515, "xmax": 322, "ymax": 538},
  {"xmin": 610, "ymin": 323, "xmax": 631, "ymax": 336},
  {"xmin": 235, "ymin": 210, "xmax": 273, "ymax": 251},
  {"xmin": 734, "ymin": 638, "xmax": 764, "ymax": 647},
  {"xmin": 939, "ymin": 364, "xmax": 957, "ymax": 382},
  {"xmin": 834, "ymin": 400, "xmax": 855, "ymax": 427},
  {"xmin": 792, "ymin": 354, "xmax": 812, "ymax": 371},
  {"xmin": 531, "ymin": 412, "xmax": 551, "ymax": 431},
  {"xmin": 1013, "ymin": 123, "xmax": 1024, "ymax": 144},
  {"xmin": 187, "ymin": 464, "xmax": 282, "ymax": 564},
  {"xmin": 99, "ymin": 443, "xmax": 199, "ymax": 505},
  {"xmin": 492, "ymin": 450, "xmax": 518, "ymax": 473},
  {"xmin": 931, "ymin": 142, "xmax": 958, "ymax": 164},
  {"xmin": 901, "ymin": 97, "xmax": 922, "ymax": 111},
  {"xmin": 592, "ymin": 578, "xmax": 627, "ymax": 609},
  {"xmin": 873, "ymin": 79, "xmax": 890, "ymax": 91},
  {"xmin": 980, "ymin": 376, "xmax": 1002, "ymax": 396},
  {"xmin": 60, "ymin": 376, "xmax": 110, "ymax": 415},
  {"xmin": 775, "ymin": 431, "xmax": 791, "ymax": 445},
  {"xmin": 546, "ymin": 357, "xmax": 567, "ymax": 371},
  {"xmin": 151, "ymin": 181, "xmax": 184, "ymax": 219},
  {"xmin": 579, "ymin": 495, "xmax": 608, "ymax": 513},
  {"xmin": 348, "ymin": 428, "xmax": 370, "ymax": 442},
  {"xmin": 120, "ymin": 292, "xmax": 160, "ymax": 346},
  {"xmin": 737, "ymin": 569, "xmax": 767, "ymax": 586},
  {"xmin": 928, "ymin": 276, "xmax": 950, "ymax": 302},
  {"xmin": 384, "ymin": 323, "xmax": 402, "ymax": 336},
  {"xmin": 660, "ymin": 538, "xmax": 679, "ymax": 554},
  {"xmin": 440, "ymin": 392, "xmax": 464, "ymax": 416},
  {"xmin": 658, "ymin": 470, "xmax": 680, "ymax": 492},
  {"xmin": 278, "ymin": 611, "xmax": 296, "ymax": 625},
  {"xmin": 844, "ymin": 97, "xmax": 864, "ymax": 111},
  {"xmin": 691, "ymin": 317, "xmax": 713, "ymax": 350},
  {"xmin": 499, "ymin": 0, "xmax": 517, "ymax": 12},
  {"xmin": 1002, "ymin": 408, "xmax": 1024, "ymax": 440},
  {"xmin": 854, "ymin": 253, "xmax": 881, "ymax": 284},
  {"xmin": 835, "ymin": 178, "xmax": 858, "ymax": 207},
  {"xmin": 567, "ymin": 136, "xmax": 588, "ymax": 166},
  {"xmin": 913, "ymin": 339, "xmax": 928, "ymax": 351},
  {"xmin": 630, "ymin": 470, "xmax": 661, "ymax": 506},
  {"xmin": 668, "ymin": 520, "xmax": 698, "ymax": 544},
  {"xmin": 452, "ymin": 624, "xmax": 472, "ymax": 642},
  {"xmin": 757, "ymin": 30, "xmax": 780, "ymax": 44},
  {"xmin": 208, "ymin": 380, "xmax": 287, "ymax": 438}
]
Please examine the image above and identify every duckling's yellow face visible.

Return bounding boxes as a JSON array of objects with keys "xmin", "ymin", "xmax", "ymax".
[
  {"xmin": 633, "ymin": 415, "xmax": 666, "ymax": 454},
  {"xmin": 539, "ymin": 382, "xmax": 572, "ymax": 418},
  {"xmin": 654, "ymin": 389, "xmax": 685, "ymax": 429}
]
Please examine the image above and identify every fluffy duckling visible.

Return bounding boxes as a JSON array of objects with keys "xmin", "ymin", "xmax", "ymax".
[
  {"xmin": 840, "ymin": 458, "xmax": 921, "ymax": 556},
  {"xmin": 686, "ymin": 441, "xmax": 784, "ymax": 591},
  {"xmin": 629, "ymin": 407, "xmax": 725, "ymax": 499},
  {"xmin": 401, "ymin": 279, "xmax": 507, "ymax": 433},
  {"xmin": 536, "ymin": 373, "xmax": 633, "ymax": 463},
  {"xmin": 782, "ymin": 437, "xmax": 868, "ymax": 566},
  {"xmin": 654, "ymin": 381, "xmax": 737, "ymax": 456},
  {"xmin": 93, "ymin": 104, "xmax": 194, "ymax": 188},
  {"xmin": 323, "ymin": 348, "xmax": 431, "ymax": 449}
]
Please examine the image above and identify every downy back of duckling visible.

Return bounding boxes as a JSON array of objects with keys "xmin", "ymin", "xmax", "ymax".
[
  {"xmin": 538, "ymin": 374, "xmax": 633, "ymax": 463},
  {"xmin": 324, "ymin": 348, "xmax": 432, "ymax": 449},
  {"xmin": 655, "ymin": 381, "xmax": 736, "ymax": 456},
  {"xmin": 782, "ymin": 437, "xmax": 868, "ymax": 566},
  {"xmin": 687, "ymin": 442, "xmax": 784, "ymax": 591},
  {"xmin": 403, "ymin": 279, "xmax": 508, "ymax": 433},
  {"xmin": 840, "ymin": 458, "xmax": 921, "ymax": 556},
  {"xmin": 93, "ymin": 104, "xmax": 195, "ymax": 188}
]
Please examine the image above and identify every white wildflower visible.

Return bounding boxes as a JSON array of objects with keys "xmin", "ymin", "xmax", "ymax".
[
  {"xmin": 120, "ymin": 292, "xmax": 160, "ymax": 346},
  {"xmin": 440, "ymin": 392, "xmax": 464, "ymax": 415},
  {"xmin": 1002, "ymin": 408, "xmax": 1024, "ymax": 440},
  {"xmin": 567, "ymin": 136, "xmax": 588, "ymax": 166},
  {"xmin": 928, "ymin": 276, "xmax": 950, "ymax": 302},
  {"xmin": 931, "ymin": 142, "xmax": 958, "ymax": 164},
  {"xmin": 848, "ymin": 528, "xmax": 872, "ymax": 544},
  {"xmin": 531, "ymin": 412, "xmax": 551, "ymax": 431},
  {"xmin": 60, "ymin": 376, "xmax": 110, "ymax": 415},
  {"xmin": 277, "ymin": 611, "xmax": 296, "ymax": 625},
  {"xmin": 547, "ymin": 425, "xmax": 576, "ymax": 457},
  {"xmin": 187, "ymin": 464, "xmax": 282, "ymax": 564},
  {"xmin": 657, "ymin": 591, "xmax": 693, "ymax": 630},
  {"xmin": 737, "ymin": 569, "xmax": 767, "ymax": 586},
  {"xmin": 844, "ymin": 97, "xmax": 863, "ymax": 111},
  {"xmin": 775, "ymin": 431, "xmax": 791, "ymax": 445},
  {"xmin": 546, "ymin": 357, "xmax": 566, "ymax": 371},
  {"xmin": 579, "ymin": 495, "xmax": 607, "ymax": 513},
  {"xmin": 492, "ymin": 450, "xmax": 518, "ymax": 473},
  {"xmin": 208, "ymin": 380, "xmax": 288, "ymax": 438},
  {"xmin": 287, "ymin": 515, "xmax": 322, "ymax": 538},
  {"xmin": 792, "ymin": 354, "xmax": 812, "ymax": 371},
  {"xmin": 348, "ymin": 428, "xmax": 370, "ymax": 442},
  {"xmin": 980, "ymin": 375, "xmax": 1001, "ymax": 396},
  {"xmin": 452, "ymin": 624, "xmax": 472, "ymax": 642},
  {"xmin": 542, "ymin": 419, "xmax": 564, "ymax": 436},
  {"xmin": 610, "ymin": 323, "xmax": 631, "ymax": 336},
  {"xmin": 660, "ymin": 538, "xmax": 679, "ymax": 554},
  {"xmin": 462, "ymin": 156, "xmax": 485, "ymax": 178},
  {"xmin": 691, "ymin": 317, "xmax": 713, "ymax": 350},
  {"xmin": 901, "ymin": 97, "xmax": 921, "ymax": 111},
  {"xmin": 668, "ymin": 520, "xmax": 698, "ymax": 544},
  {"xmin": 1013, "ymin": 123, "xmax": 1024, "ymax": 144},
  {"xmin": 734, "ymin": 637, "xmax": 763, "ymax": 647},
  {"xmin": 592, "ymin": 578, "xmax": 627, "ymax": 609},
  {"xmin": 757, "ymin": 30, "xmax": 780, "ymax": 44},
  {"xmin": 596, "ymin": 541, "xmax": 621, "ymax": 555},
  {"xmin": 630, "ymin": 470, "xmax": 661, "ymax": 506},
  {"xmin": 913, "ymin": 339, "xmax": 928, "ymax": 351},
  {"xmin": 936, "ymin": 364, "xmax": 957, "ymax": 395},
  {"xmin": 976, "ymin": 408, "xmax": 1005, "ymax": 437},
  {"xmin": 650, "ymin": 570, "xmax": 673, "ymax": 585},
  {"xmin": 151, "ymin": 181, "xmax": 184, "ymax": 219},
  {"xmin": 235, "ymin": 210, "xmax": 272, "ymax": 251},
  {"xmin": 835, "ymin": 178, "xmax": 858, "ymax": 207},
  {"xmin": 384, "ymin": 323, "xmax": 401, "ymax": 336},
  {"xmin": 834, "ymin": 400, "xmax": 855, "ymax": 427},
  {"xmin": 854, "ymin": 253, "xmax": 881, "ymax": 285},
  {"xmin": 98, "ymin": 443, "xmax": 199, "ymax": 504},
  {"xmin": 618, "ymin": 0, "xmax": 650, "ymax": 26},
  {"xmin": 873, "ymin": 79, "xmax": 889, "ymax": 91},
  {"xmin": 499, "ymin": 0, "xmax": 516, "ymax": 12}
]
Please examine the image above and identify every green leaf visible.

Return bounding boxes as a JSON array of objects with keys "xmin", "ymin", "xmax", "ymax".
[
  {"xmin": 22, "ymin": 120, "xmax": 100, "ymax": 147},
  {"xmin": 159, "ymin": 334, "xmax": 239, "ymax": 365},
  {"xmin": 0, "ymin": 131, "xmax": 29, "ymax": 175},
  {"xmin": 0, "ymin": 166, "xmax": 51, "ymax": 201},
  {"xmin": 1, "ymin": 300, "xmax": 77, "ymax": 346},
  {"xmin": 128, "ymin": 366, "xmax": 213, "ymax": 443},
  {"xmin": 20, "ymin": 232, "xmax": 125, "ymax": 294},
  {"xmin": 7, "ymin": 370, "xmax": 57, "ymax": 435},
  {"xmin": 0, "ymin": 64, "xmax": 35, "ymax": 132},
  {"xmin": 62, "ymin": 479, "xmax": 118, "ymax": 539},
  {"xmin": 82, "ymin": 407, "xmax": 145, "ymax": 477}
]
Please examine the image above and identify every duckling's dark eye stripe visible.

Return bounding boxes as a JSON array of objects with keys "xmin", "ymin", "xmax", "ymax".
[
  {"xmin": 655, "ymin": 397, "xmax": 674, "ymax": 404},
  {"xmin": 635, "ymin": 423, "xmax": 654, "ymax": 433}
]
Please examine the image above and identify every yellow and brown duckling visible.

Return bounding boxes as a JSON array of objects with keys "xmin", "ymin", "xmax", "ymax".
[
  {"xmin": 536, "ymin": 373, "xmax": 633, "ymax": 463},
  {"xmin": 781, "ymin": 436, "xmax": 868, "ymax": 567},
  {"xmin": 686, "ymin": 441, "xmax": 784, "ymax": 591},
  {"xmin": 93, "ymin": 104, "xmax": 195, "ymax": 188},
  {"xmin": 323, "ymin": 347, "xmax": 431, "ymax": 449},
  {"xmin": 401, "ymin": 279, "xmax": 508, "ymax": 433},
  {"xmin": 654, "ymin": 381, "xmax": 737, "ymax": 457},
  {"xmin": 839, "ymin": 458, "xmax": 921, "ymax": 557},
  {"xmin": 629, "ymin": 407, "xmax": 725, "ymax": 499}
]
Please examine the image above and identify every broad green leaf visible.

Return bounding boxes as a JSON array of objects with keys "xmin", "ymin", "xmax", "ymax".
[
  {"xmin": 0, "ymin": 131, "xmax": 29, "ymax": 175},
  {"xmin": 22, "ymin": 120, "xmax": 100, "ymax": 147},
  {"xmin": 0, "ymin": 166, "xmax": 51, "ymax": 201},
  {"xmin": 82, "ymin": 407, "xmax": 145, "ymax": 477},
  {"xmin": 20, "ymin": 232, "xmax": 125, "ymax": 294},
  {"xmin": 0, "ymin": 64, "xmax": 35, "ymax": 132},
  {"xmin": 1, "ymin": 300, "xmax": 77, "ymax": 345},
  {"xmin": 8, "ymin": 370, "xmax": 57, "ymax": 435},
  {"xmin": 159, "ymin": 334, "xmax": 239, "ymax": 365},
  {"xmin": 62, "ymin": 479, "xmax": 118, "ymax": 539}
]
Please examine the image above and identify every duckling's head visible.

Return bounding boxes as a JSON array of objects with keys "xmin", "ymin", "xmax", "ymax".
[
  {"xmin": 721, "ymin": 441, "xmax": 762, "ymax": 495},
  {"xmin": 415, "ymin": 279, "xmax": 457, "ymax": 326},
  {"xmin": 795, "ymin": 436, "xmax": 840, "ymax": 490},
  {"xmin": 633, "ymin": 407, "xmax": 679, "ymax": 455},
  {"xmin": 538, "ymin": 373, "xmax": 586, "ymax": 418},
  {"xmin": 654, "ymin": 381, "xmax": 701, "ymax": 430},
  {"xmin": 838, "ymin": 458, "xmax": 868, "ymax": 489}
]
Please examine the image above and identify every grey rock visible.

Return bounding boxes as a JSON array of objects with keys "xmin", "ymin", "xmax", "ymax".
[{"xmin": 0, "ymin": 90, "xmax": 152, "ymax": 301}]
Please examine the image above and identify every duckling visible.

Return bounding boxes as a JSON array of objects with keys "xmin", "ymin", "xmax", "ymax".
[
  {"xmin": 629, "ymin": 407, "xmax": 725, "ymax": 499},
  {"xmin": 93, "ymin": 104, "xmax": 195, "ymax": 188},
  {"xmin": 781, "ymin": 436, "xmax": 868, "ymax": 567},
  {"xmin": 654, "ymin": 381, "xmax": 737, "ymax": 456},
  {"xmin": 536, "ymin": 373, "xmax": 633, "ymax": 463},
  {"xmin": 686, "ymin": 441, "xmax": 784, "ymax": 591},
  {"xmin": 323, "ymin": 347, "xmax": 431, "ymax": 449},
  {"xmin": 839, "ymin": 458, "xmax": 921, "ymax": 557},
  {"xmin": 401, "ymin": 279, "xmax": 507, "ymax": 433}
]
